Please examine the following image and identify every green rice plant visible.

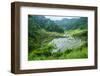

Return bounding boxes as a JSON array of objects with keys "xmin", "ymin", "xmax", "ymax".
[{"xmin": 59, "ymin": 42, "xmax": 88, "ymax": 59}]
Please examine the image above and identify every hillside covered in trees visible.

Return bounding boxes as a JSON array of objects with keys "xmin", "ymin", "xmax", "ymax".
[{"xmin": 28, "ymin": 15, "xmax": 88, "ymax": 60}]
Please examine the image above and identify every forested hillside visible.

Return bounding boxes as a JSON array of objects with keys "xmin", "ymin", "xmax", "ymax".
[
  {"xmin": 55, "ymin": 17, "xmax": 88, "ymax": 30},
  {"xmin": 28, "ymin": 15, "xmax": 88, "ymax": 60}
]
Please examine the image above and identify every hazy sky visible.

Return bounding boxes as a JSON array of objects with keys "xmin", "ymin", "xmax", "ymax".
[{"xmin": 45, "ymin": 16, "xmax": 80, "ymax": 20}]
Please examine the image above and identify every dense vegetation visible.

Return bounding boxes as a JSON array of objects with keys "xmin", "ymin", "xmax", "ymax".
[{"xmin": 28, "ymin": 15, "xmax": 88, "ymax": 60}]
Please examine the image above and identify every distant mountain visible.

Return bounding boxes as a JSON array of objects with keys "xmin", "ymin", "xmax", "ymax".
[
  {"xmin": 28, "ymin": 15, "xmax": 88, "ymax": 34},
  {"xmin": 28, "ymin": 15, "xmax": 64, "ymax": 33},
  {"xmin": 55, "ymin": 17, "xmax": 88, "ymax": 30}
]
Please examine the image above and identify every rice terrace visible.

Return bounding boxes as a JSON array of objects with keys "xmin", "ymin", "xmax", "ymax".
[{"xmin": 28, "ymin": 15, "xmax": 88, "ymax": 60}]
